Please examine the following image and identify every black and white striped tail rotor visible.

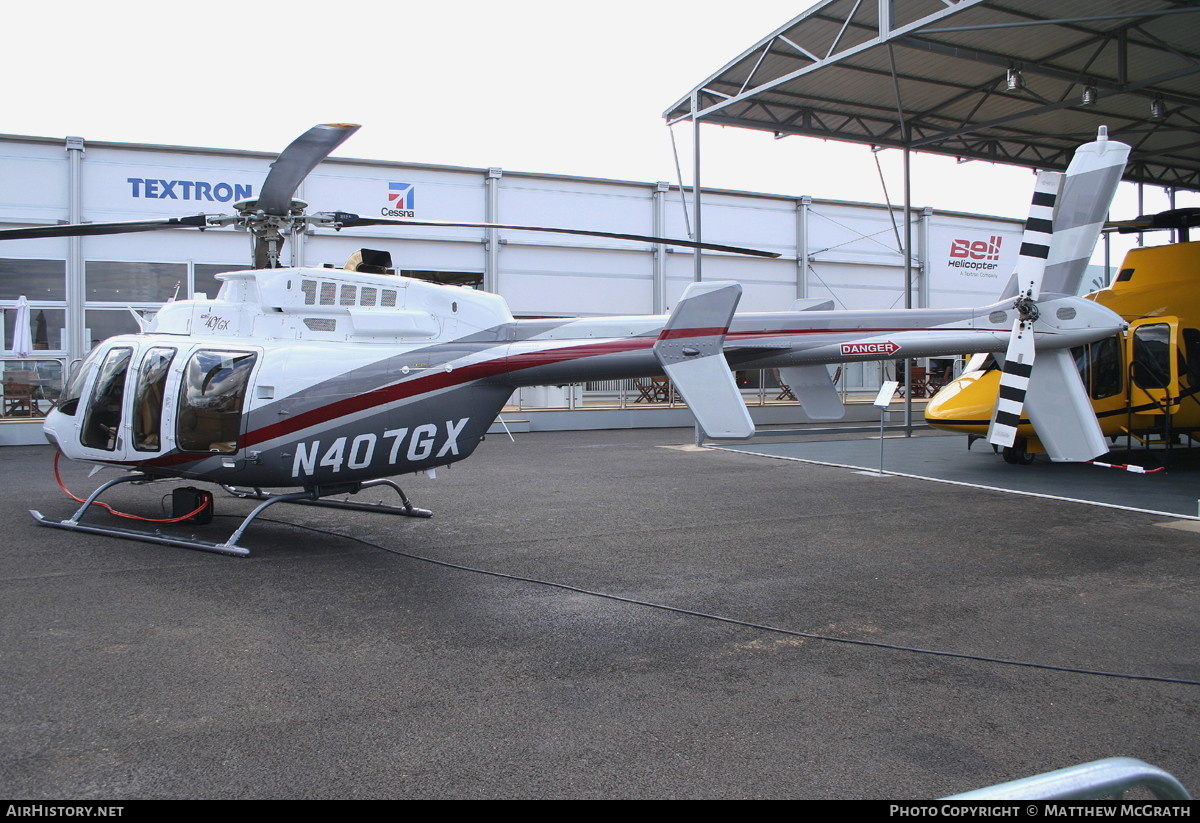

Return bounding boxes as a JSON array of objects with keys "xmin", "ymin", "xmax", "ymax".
[{"xmin": 987, "ymin": 170, "xmax": 1061, "ymax": 450}]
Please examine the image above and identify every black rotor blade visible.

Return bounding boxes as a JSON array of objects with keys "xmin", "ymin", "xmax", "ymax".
[
  {"xmin": 256, "ymin": 123, "xmax": 360, "ymax": 215},
  {"xmin": 0, "ymin": 214, "xmax": 209, "ymax": 241},
  {"xmin": 328, "ymin": 213, "xmax": 781, "ymax": 258},
  {"xmin": 1106, "ymin": 207, "xmax": 1200, "ymax": 234}
]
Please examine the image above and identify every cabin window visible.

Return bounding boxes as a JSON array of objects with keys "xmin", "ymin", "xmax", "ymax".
[
  {"xmin": 1089, "ymin": 336, "xmax": 1122, "ymax": 400},
  {"xmin": 132, "ymin": 347, "xmax": 175, "ymax": 452},
  {"xmin": 1132, "ymin": 323, "xmax": 1171, "ymax": 389},
  {"xmin": 176, "ymin": 350, "xmax": 257, "ymax": 453},
  {"xmin": 57, "ymin": 348, "xmax": 105, "ymax": 416},
  {"xmin": 1182, "ymin": 329, "xmax": 1200, "ymax": 387},
  {"xmin": 80, "ymin": 347, "xmax": 132, "ymax": 451}
]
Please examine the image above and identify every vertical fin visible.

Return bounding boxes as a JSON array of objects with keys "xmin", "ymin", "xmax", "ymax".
[
  {"xmin": 654, "ymin": 282, "xmax": 753, "ymax": 439},
  {"xmin": 1024, "ymin": 348, "xmax": 1109, "ymax": 462},
  {"xmin": 778, "ymin": 366, "xmax": 846, "ymax": 420}
]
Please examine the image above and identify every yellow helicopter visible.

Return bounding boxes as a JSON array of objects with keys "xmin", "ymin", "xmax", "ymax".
[{"xmin": 924, "ymin": 208, "xmax": 1200, "ymax": 464}]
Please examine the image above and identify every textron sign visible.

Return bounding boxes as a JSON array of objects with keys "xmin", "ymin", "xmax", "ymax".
[{"xmin": 127, "ymin": 178, "xmax": 254, "ymax": 203}]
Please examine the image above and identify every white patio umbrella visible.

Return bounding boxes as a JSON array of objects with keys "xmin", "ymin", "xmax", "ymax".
[{"xmin": 9, "ymin": 294, "xmax": 33, "ymax": 358}]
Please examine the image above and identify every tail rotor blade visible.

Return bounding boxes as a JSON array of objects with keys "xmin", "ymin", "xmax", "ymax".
[
  {"xmin": 987, "ymin": 171, "xmax": 1058, "ymax": 449},
  {"xmin": 1013, "ymin": 170, "xmax": 1060, "ymax": 303},
  {"xmin": 987, "ymin": 322, "xmax": 1036, "ymax": 449}
]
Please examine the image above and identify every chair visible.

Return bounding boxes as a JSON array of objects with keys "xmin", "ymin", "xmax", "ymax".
[
  {"xmin": 894, "ymin": 366, "xmax": 930, "ymax": 398},
  {"xmin": 3, "ymin": 370, "xmax": 41, "ymax": 417}
]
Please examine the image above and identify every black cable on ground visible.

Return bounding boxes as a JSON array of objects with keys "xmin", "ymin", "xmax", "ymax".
[{"xmin": 258, "ymin": 516, "xmax": 1200, "ymax": 688}]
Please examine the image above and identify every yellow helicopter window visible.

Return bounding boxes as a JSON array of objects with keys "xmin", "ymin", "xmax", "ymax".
[
  {"xmin": 1131, "ymin": 323, "xmax": 1173, "ymax": 390},
  {"xmin": 1090, "ymin": 336, "xmax": 1122, "ymax": 400},
  {"xmin": 1183, "ymin": 329, "xmax": 1200, "ymax": 387}
]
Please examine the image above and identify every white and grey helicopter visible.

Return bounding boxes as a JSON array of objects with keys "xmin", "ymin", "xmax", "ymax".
[{"xmin": 1, "ymin": 124, "xmax": 1129, "ymax": 555}]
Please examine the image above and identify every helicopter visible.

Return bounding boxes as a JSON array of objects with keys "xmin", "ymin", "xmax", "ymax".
[
  {"xmin": 0, "ymin": 124, "xmax": 1129, "ymax": 556},
  {"xmin": 925, "ymin": 207, "xmax": 1200, "ymax": 464}
]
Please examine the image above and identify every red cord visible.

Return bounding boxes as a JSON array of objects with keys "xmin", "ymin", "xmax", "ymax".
[{"xmin": 53, "ymin": 451, "xmax": 212, "ymax": 523}]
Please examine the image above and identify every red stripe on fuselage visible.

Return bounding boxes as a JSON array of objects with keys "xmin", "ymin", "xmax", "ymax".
[
  {"xmin": 133, "ymin": 324, "xmax": 988, "ymax": 470},
  {"xmin": 658, "ymin": 326, "xmax": 728, "ymax": 340}
]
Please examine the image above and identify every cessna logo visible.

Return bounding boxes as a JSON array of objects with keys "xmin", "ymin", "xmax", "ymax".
[
  {"xmin": 840, "ymin": 341, "xmax": 900, "ymax": 356},
  {"xmin": 127, "ymin": 178, "xmax": 254, "ymax": 203},
  {"xmin": 948, "ymin": 235, "xmax": 1002, "ymax": 275},
  {"xmin": 292, "ymin": 418, "xmax": 468, "ymax": 478},
  {"xmin": 380, "ymin": 182, "xmax": 416, "ymax": 218}
]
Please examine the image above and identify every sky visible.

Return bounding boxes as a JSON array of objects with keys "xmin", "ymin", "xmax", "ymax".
[{"xmin": 7, "ymin": 0, "xmax": 1194, "ymax": 261}]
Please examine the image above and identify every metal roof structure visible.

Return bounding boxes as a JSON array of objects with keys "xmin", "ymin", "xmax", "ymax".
[{"xmin": 664, "ymin": 0, "xmax": 1200, "ymax": 191}]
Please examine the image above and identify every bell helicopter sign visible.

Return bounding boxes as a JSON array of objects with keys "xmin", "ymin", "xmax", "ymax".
[{"xmin": 840, "ymin": 340, "xmax": 900, "ymax": 356}]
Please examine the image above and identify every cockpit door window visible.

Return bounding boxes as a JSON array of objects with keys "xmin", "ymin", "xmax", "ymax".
[
  {"xmin": 80, "ymin": 347, "xmax": 133, "ymax": 451},
  {"xmin": 176, "ymin": 350, "xmax": 257, "ymax": 453}
]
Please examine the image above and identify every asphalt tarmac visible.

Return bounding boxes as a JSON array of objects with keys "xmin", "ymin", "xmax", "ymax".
[{"xmin": 2, "ymin": 429, "xmax": 1197, "ymax": 799}]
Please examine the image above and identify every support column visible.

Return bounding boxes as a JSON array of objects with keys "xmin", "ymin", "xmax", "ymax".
[
  {"xmin": 902, "ymin": 142, "xmax": 913, "ymax": 434},
  {"xmin": 918, "ymin": 205, "xmax": 932, "ymax": 309},
  {"xmin": 652, "ymin": 181, "xmax": 669, "ymax": 314},
  {"xmin": 484, "ymin": 167, "xmax": 503, "ymax": 293},
  {"xmin": 691, "ymin": 93, "xmax": 703, "ymax": 283},
  {"xmin": 796, "ymin": 195, "xmax": 811, "ymax": 300},
  {"xmin": 65, "ymin": 136, "xmax": 85, "ymax": 362}
]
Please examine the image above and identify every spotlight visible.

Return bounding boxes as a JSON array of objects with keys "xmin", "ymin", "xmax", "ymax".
[
  {"xmin": 1081, "ymin": 85, "xmax": 1097, "ymax": 106},
  {"xmin": 1151, "ymin": 96, "xmax": 1166, "ymax": 119},
  {"xmin": 1006, "ymin": 68, "xmax": 1024, "ymax": 91}
]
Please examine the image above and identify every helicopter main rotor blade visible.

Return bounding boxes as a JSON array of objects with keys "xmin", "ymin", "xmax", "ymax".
[
  {"xmin": 0, "ymin": 214, "xmax": 210, "ymax": 241},
  {"xmin": 326, "ymin": 213, "xmax": 782, "ymax": 258},
  {"xmin": 255, "ymin": 124, "xmax": 360, "ymax": 216}
]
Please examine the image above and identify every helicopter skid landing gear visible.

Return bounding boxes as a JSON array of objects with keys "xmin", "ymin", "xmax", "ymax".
[
  {"xmin": 30, "ymin": 472, "xmax": 260, "ymax": 557},
  {"xmin": 221, "ymin": 478, "xmax": 433, "ymax": 519}
]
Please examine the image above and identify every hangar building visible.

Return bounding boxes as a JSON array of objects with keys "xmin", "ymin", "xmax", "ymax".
[{"xmin": 0, "ymin": 131, "xmax": 1024, "ymax": 438}]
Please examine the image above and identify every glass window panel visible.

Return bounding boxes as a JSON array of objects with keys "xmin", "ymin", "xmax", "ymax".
[
  {"xmin": 85, "ymin": 310, "xmax": 147, "ymax": 348},
  {"xmin": 1132, "ymin": 323, "xmax": 1171, "ymax": 389},
  {"xmin": 4, "ymin": 308, "xmax": 66, "ymax": 352},
  {"xmin": 80, "ymin": 347, "xmax": 132, "ymax": 451},
  {"xmin": 59, "ymin": 348, "xmax": 106, "ymax": 416},
  {"xmin": 3, "ymin": 359, "xmax": 63, "ymax": 419},
  {"xmin": 1090, "ymin": 336, "xmax": 1122, "ymax": 399},
  {"xmin": 86, "ymin": 261, "xmax": 186, "ymax": 302},
  {"xmin": 133, "ymin": 347, "xmax": 175, "ymax": 452},
  {"xmin": 177, "ymin": 350, "xmax": 257, "ymax": 453},
  {"xmin": 0, "ymin": 258, "xmax": 66, "ymax": 301},
  {"xmin": 195, "ymin": 264, "xmax": 239, "ymax": 299}
]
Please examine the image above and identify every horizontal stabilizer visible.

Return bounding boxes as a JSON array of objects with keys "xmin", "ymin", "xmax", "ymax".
[
  {"xmin": 778, "ymin": 366, "xmax": 845, "ymax": 420},
  {"xmin": 655, "ymin": 282, "xmax": 753, "ymax": 439},
  {"xmin": 1024, "ymin": 348, "xmax": 1109, "ymax": 462}
]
